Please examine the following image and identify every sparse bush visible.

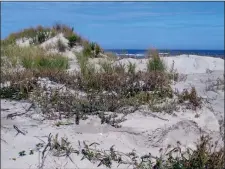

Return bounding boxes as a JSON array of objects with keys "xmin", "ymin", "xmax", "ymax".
[
  {"xmin": 99, "ymin": 61, "xmax": 114, "ymax": 74},
  {"xmin": 82, "ymin": 42, "xmax": 102, "ymax": 58},
  {"xmin": 205, "ymin": 77, "xmax": 224, "ymax": 92},
  {"xmin": 1, "ymin": 75, "xmax": 37, "ymax": 100},
  {"xmin": 114, "ymin": 62, "xmax": 126, "ymax": 74},
  {"xmin": 178, "ymin": 87, "xmax": 202, "ymax": 110},
  {"xmin": 38, "ymin": 134, "xmax": 224, "ymax": 169}
]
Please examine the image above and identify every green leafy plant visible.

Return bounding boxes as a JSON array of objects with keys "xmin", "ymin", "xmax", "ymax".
[
  {"xmin": 68, "ymin": 35, "xmax": 78, "ymax": 48},
  {"xmin": 19, "ymin": 150, "xmax": 26, "ymax": 157}
]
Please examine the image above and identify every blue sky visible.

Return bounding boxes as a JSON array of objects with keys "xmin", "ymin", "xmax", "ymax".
[{"xmin": 1, "ymin": 2, "xmax": 224, "ymax": 50}]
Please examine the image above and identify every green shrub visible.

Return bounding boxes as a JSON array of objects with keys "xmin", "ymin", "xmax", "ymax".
[
  {"xmin": 147, "ymin": 55, "xmax": 166, "ymax": 72},
  {"xmin": 68, "ymin": 35, "xmax": 78, "ymax": 48},
  {"xmin": 37, "ymin": 31, "xmax": 47, "ymax": 44}
]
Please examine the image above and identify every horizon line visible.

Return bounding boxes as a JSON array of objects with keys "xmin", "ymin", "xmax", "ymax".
[{"xmin": 105, "ymin": 48, "xmax": 225, "ymax": 51}]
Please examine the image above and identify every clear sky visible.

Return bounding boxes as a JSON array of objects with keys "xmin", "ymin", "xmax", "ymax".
[{"xmin": 1, "ymin": 2, "xmax": 224, "ymax": 50}]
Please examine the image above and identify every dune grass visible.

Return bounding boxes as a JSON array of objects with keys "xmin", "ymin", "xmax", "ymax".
[
  {"xmin": 1, "ymin": 24, "xmax": 79, "ymax": 46},
  {"xmin": 1, "ymin": 45, "xmax": 69, "ymax": 70}
]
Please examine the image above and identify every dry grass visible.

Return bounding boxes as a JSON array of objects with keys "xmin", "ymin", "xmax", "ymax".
[
  {"xmin": 104, "ymin": 52, "xmax": 118, "ymax": 60},
  {"xmin": 37, "ymin": 134, "xmax": 224, "ymax": 169}
]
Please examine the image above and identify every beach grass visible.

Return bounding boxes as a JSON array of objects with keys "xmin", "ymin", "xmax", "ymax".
[{"xmin": 1, "ymin": 45, "xmax": 69, "ymax": 70}]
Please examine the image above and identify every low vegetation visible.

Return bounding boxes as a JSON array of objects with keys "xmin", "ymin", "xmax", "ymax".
[
  {"xmin": 28, "ymin": 133, "xmax": 223, "ymax": 169},
  {"xmin": 2, "ymin": 24, "xmax": 220, "ymax": 168},
  {"xmin": 1, "ymin": 45, "xmax": 69, "ymax": 70},
  {"xmin": 82, "ymin": 41, "xmax": 102, "ymax": 58}
]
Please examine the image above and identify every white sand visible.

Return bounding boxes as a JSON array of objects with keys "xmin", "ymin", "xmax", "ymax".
[{"xmin": 114, "ymin": 55, "xmax": 224, "ymax": 74}]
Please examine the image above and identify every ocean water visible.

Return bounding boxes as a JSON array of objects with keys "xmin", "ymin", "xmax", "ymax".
[{"xmin": 106, "ymin": 49, "xmax": 224, "ymax": 58}]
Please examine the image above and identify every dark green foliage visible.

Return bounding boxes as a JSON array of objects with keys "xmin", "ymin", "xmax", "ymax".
[
  {"xmin": 19, "ymin": 151, "xmax": 26, "ymax": 157},
  {"xmin": 90, "ymin": 42, "xmax": 95, "ymax": 51},
  {"xmin": 68, "ymin": 35, "xmax": 78, "ymax": 48},
  {"xmin": 37, "ymin": 31, "xmax": 47, "ymax": 44},
  {"xmin": 0, "ymin": 79, "xmax": 36, "ymax": 100},
  {"xmin": 0, "ymin": 86, "xmax": 28, "ymax": 100}
]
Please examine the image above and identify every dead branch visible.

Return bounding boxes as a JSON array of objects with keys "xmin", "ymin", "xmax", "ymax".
[
  {"xmin": 7, "ymin": 103, "xmax": 34, "ymax": 119},
  {"xmin": 13, "ymin": 125, "xmax": 26, "ymax": 136}
]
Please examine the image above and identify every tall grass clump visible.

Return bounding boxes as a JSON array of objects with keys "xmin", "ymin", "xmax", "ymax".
[
  {"xmin": 2, "ymin": 45, "xmax": 68, "ymax": 70},
  {"xmin": 146, "ymin": 49, "xmax": 166, "ymax": 72},
  {"xmin": 127, "ymin": 61, "xmax": 136, "ymax": 75},
  {"xmin": 99, "ymin": 61, "xmax": 115, "ymax": 74},
  {"xmin": 35, "ymin": 54, "xmax": 69, "ymax": 70},
  {"xmin": 83, "ymin": 42, "xmax": 102, "ymax": 58},
  {"xmin": 76, "ymin": 52, "xmax": 89, "ymax": 76},
  {"xmin": 76, "ymin": 52, "xmax": 101, "ymax": 90}
]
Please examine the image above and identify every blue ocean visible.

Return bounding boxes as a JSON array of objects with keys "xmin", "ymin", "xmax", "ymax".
[{"xmin": 105, "ymin": 49, "xmax": 224, "ymax": 58}]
